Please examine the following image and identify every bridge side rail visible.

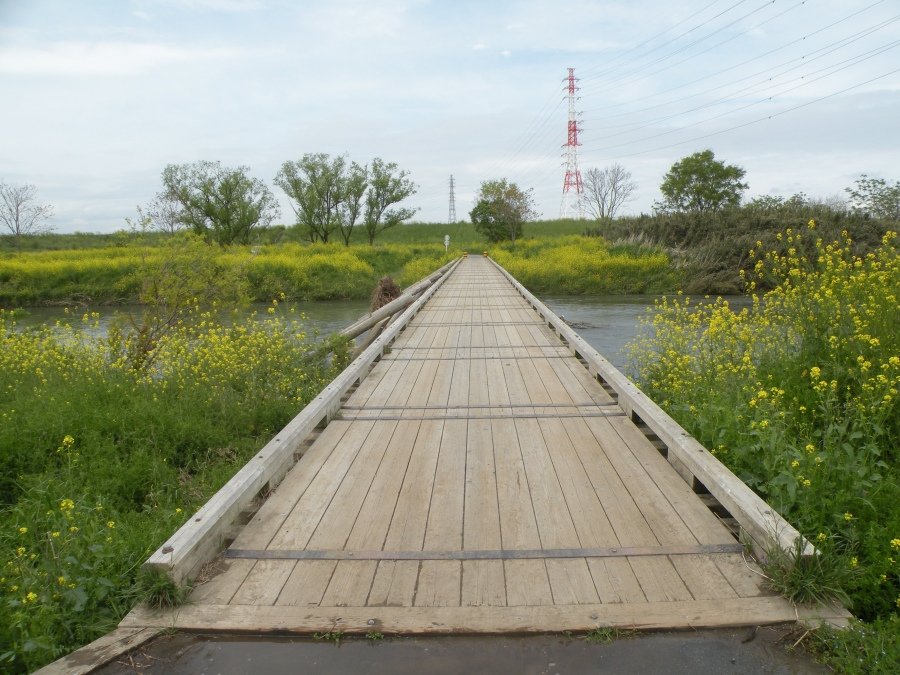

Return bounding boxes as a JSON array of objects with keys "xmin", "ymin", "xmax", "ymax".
[
  {"xmin": 487, "ymin": 257, "xmax": 814, "ymax": 559},
  {"xmin": 144, "ymin": 257, "xmax": 463, "ymax": 584}
]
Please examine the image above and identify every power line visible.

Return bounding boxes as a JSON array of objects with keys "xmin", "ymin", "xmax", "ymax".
[
  {"xmin": 583, "ymin": 13, "xmax": 900, "ymax": 127},
  {"xmin": 600, "ymin": 67, "xmax": 900, "ymax": 160}
]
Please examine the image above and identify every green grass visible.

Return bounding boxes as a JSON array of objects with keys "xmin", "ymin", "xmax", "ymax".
[
  {"xmin": 628, "ymin": 226, "xmax": 899, "ymax": 670},
  {"xmin": 0, "ymin": 221, "xmax": 682, "ymax": 306},
  {"xmin": 0, "ymin": 308, "xmax": 351, "ymax": 671}
]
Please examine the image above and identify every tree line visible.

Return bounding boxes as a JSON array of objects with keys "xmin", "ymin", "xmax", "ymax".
[
  {"xmin": 138, "ymin": 154, "xmax": 417, "ymax": 246},
  {"xmin": 470, "ymin": 149, "xmax": 899, "ymax": 243},
  {"xmin": 3, "ymin": 150, "xmax": 898, "ymax": 246}
]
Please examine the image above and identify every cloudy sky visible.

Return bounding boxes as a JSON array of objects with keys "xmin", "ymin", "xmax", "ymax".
[{"xmin": 1, "ymin": 0, "xmax": 898, "ymax": 233}]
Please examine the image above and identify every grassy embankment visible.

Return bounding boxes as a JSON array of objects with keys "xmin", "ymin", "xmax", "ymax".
[
  {"xmin": 0, "ymin": 221, "xmax": 675, "ymax": 307},
  {"xmin": 630, "ymin": 225, "xmax": 899, "ymax": 673}
]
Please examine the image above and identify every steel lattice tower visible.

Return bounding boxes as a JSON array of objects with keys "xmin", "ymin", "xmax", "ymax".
[
  {"xmin": 560, "ymin": 67, "xmax": 584, "ymax": 219},
  {"xmin": 448, "ymin": 174, "xmax": 457, "ymax": 223}
]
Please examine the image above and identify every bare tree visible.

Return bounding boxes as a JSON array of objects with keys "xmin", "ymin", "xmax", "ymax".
[
  {"xmin": 0, "ymin": 181, "xmax": 54, "ymax": 240},
  {"xmin": 138, "ymin": 191, "xmax": 184, "ymax": 234},
  {"xmin": 583, "ymin": 164, "xmax": 637, "ymax": 220}
]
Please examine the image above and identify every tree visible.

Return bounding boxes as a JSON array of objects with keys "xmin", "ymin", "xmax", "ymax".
[
  {"xmin": 161, "ymin": 161, "xmax": 278, "ymax": 245},
  {"xmin": 0, "ymin": 182, "xmax": 54, "ymax": 241},
  {"xmin": 657, "ymin": 150, "xmax": 747, "ymax": 215},
  {"xmin": 136, "ymin": 191, "xmax": 184, "ymax": 234},
  {"xmin": 275, "ymin": 153, "xmax": 347, "ymax": 243},
  {"xmin": 583, "ymin": 164, "xmax": 637, "ymax": 220},
  {"xmin": 470, "ymin": 178, "xmax": 537, "ymax": 243},
  {"xmin": 363, "ymin": 158, "xmax": 417, "ymax": 245},
  {"xmin": 337, "ymin": 161, "xmax": 368, "ymax": 246},
  {"xmin": 846, "ymin": 175, "xmax": 900, "ymax": 221},
  {"xmin": 111, "ymin": 231, "xmax": 248, "ymax": 370}
]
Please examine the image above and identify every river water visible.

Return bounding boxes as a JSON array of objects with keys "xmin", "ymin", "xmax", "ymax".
[{"xmin": 10, "ymin": 295, "xmax": 662, "ymax": 370}]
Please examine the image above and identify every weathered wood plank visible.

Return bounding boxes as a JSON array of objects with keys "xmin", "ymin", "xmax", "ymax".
[
  {"xmin": 144, "ymin": 258, "xmax": 462, "ymax": 583},
  {"xmin": 34, "ymin": 627, "xmax": 161, "ymax": 675},
  {"xmin": 487, "ymin": 257, "xmax": 814, "ymax": 558},
  {"xmin": 123, "ymin": 596, "xmax": 851, "ymax": 633}
]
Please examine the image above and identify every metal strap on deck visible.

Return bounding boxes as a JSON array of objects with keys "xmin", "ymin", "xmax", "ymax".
[
  {"xmin": 417, "ymin": 306, "xmax": 531, "ymax": 311},
  {"xmin": 342, "ymin": 402, "xmax": 616, "ymax": 410},
  {"xmin": 224, "ymin": 543, "xmax": 744, "ymax": 561},
  {"xmin": 339, "ymin": 411, "xmax": 627, "ymax": 421},
  {"xmin": 409, "ymin": 321, "xmax": 546, "ymax": 326},
  {"xmin": 387, "ymin": 355, "xmax": 575, "ymax": 361},
  {"xmin": 390, "ymin": 345, "xmax": 567, "ymax": 350},
  {"xmin": 430, "ymin": 295, "xmax": 523, "ymax": 299}
]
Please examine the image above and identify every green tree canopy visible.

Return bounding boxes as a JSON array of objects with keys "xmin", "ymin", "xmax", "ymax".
[
  {"xmin": 275, "ymin": 155, "xmax": 416, "ymax": 245},
  {"xmin": 363, "ymin": 158, "xmax": 417, "ymax": 245},
  {"xmin": 274, "ymin": 153, "xmax": 347, "ymax": 243},
  {"xmin": 657, "ymin": 150, "xmax": 748, "ymax": 215},
  {"xmin": 161, "ymin": 161, "xmax": 278, "ymax": 245},
  {"xmin": 470, "ymin": 179, "xmax": 537, "ymax": 243}
]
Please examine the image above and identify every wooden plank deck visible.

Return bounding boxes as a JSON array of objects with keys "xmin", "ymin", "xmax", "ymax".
[{"xmin": 126, "ymin": 255, "xmax": 847, "ymax": 634}]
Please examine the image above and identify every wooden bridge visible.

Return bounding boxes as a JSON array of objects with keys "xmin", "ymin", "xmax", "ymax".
[{"xmin": 50, "ymin": 255, "xmax": 846, "ymax": 671}]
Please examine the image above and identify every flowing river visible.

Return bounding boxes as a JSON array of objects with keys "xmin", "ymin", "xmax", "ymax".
[{"xmin": 10, "ymin": 295, "xmax": 666, "ymax": 370}]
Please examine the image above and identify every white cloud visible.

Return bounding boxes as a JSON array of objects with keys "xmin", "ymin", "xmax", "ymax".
[
  {"xmin": 161, "ymin": 0, "xmax": 266, "ymax": 11},
  {"xmin": 471, "ymin": 43, "xmax": 486, "ymax": 50},
  {"xmin": 0, "ymin": 41, "xmax": 244, "ymax": 76},
  {"xmin": 500, "ymin": 49, "xmax": 511, "ymax": 58}
]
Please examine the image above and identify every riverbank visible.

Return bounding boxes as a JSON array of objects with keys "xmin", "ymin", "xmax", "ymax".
[
  {"xmin": 0, "ymin": 235, "xmax": 677, "ymax": 307},
  {"xmin": 629, "ymin": 226, "xmax": 899, "ymax": 673},
  {"xmin": 0, "ymin": 307, "xmax": 352, "ymax": 672}
]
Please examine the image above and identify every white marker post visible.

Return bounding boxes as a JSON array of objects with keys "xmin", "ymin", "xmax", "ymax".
[{"xmin": 444, "ymin": 234, "xmax": 450, "ymax": 253}]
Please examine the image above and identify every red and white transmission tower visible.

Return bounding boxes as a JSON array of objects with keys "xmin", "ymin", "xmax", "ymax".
[{"xmin": 560, "ymin": 67, "xmax": 584, "ymax": 219}]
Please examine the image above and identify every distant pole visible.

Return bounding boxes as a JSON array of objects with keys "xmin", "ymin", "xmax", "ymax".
[
  {"xmin": 560, "ymin": 67, "xmax": 584, "ymax": 220},
  {"xmin": 448, "ymin": 174, "xmax": 457, "ymax": 223}
]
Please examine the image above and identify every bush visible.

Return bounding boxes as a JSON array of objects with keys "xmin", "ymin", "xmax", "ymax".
[
  {"xmin": 629, "ymin": 225, "xmax": 899, "ymax": 625},
  {"xmin": 488, "ymin": 236, "xmax": 678, "ymax": 294},
  {"xmin": 0, "ymin": 307, "xmax": 350, "ymax": 670}
]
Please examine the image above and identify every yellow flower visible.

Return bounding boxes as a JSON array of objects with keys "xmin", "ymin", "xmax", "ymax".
[
  {"xmin": 891, "ymin": 539, "xmax": 900, "ymax": 551},
  {"xmin": 107, "ymin": 520, "xmax": 116, "ymax": 529},
  {"xmin": 791, "ymin": 460, "xmax": 800, "ymax": 469},
  {"xmin": 802, "ymin": 479, "xmax": 811, "ymax": 487},
  {"xmin": 17, "ymin": 527, "xmax": 27, "ymax": 535},
  {"xmin": 805, "ymin": 443, "xmax": 815, "ymax": 453},
  {"xmin": 849, "ymin": 557, "xmax": 858, "ymax": 569},
  {"xmin": 69, "ymin": 526, "xmax": 78, "ymax": 533},
  {"xmin": 24, "ymin": 591, "xmax": 38, "ymax": 603},
  {"xmin": 59, "ymin": 498, "xmax": 74, "ymax": 512},
  {"xmin": 51, "ymin": 531, "xmax": 60, "ymax": 538},
  {"xmin": 15, "ymin": 547, "xmax": 25, "ymax": 556},
  {"xmin": 844, "ymin": 512, "xmax": 853, "ymax": 522},
  {"xmin": 809, "ymin": 367, "xmax": 821, "ymax": 380},
  {"xmin": 62, "ymin": 435, "xmax": 74, "ymax": 447},
  {"xmin": 175, "ymin": 507, "xmax": 182, "ymax": 514},
  {"xmin": 57, "ymin": 576, "xmax": 66, "ymax": 585},
  {"xmin": 816, "ymin": 532, "xmax": 827, "ymax": 543}
]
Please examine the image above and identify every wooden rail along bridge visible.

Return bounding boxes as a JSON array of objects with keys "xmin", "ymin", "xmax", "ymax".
[{"xmin": 43, "ymin": 255, "xmax": 849, "ymax": 672}]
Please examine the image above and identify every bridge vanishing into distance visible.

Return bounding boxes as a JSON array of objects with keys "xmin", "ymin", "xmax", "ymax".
[{"xmin": 41, "ymin": 255, "xmax": 849, "ymax": 673}]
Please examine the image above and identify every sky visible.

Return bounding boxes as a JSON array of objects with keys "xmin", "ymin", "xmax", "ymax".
[{"xmin": 1, "ymin": 0, "xmax": 898, "ymax": 233}]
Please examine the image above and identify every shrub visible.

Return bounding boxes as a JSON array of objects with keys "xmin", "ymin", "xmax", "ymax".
[{"xmin": 629, "ymin": 225, "xmax": 899, "ymax": 622}]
